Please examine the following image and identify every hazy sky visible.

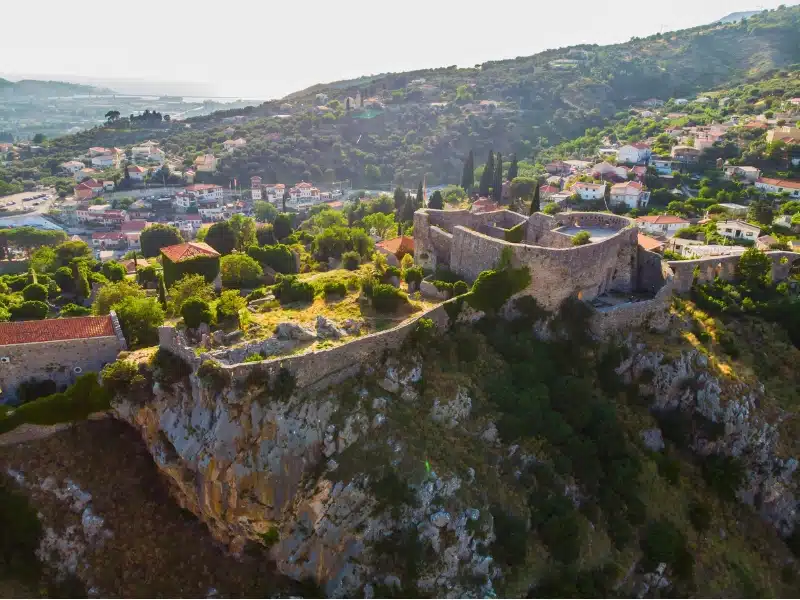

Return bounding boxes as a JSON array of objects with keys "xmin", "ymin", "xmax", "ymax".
[{"xmin": 1, "ymin": 0, "xmax": 792, "ymax": 99}]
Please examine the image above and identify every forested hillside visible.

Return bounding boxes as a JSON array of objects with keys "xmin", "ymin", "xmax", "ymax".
[{"xmin": 3, "ymin": 5, "xmax": 800, "ymax": 191}]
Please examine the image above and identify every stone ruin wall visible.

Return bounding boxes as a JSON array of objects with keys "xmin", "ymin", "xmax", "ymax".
[{"xmin": 668, "ymin": 251, "xmax": 800, "ymax": 294}]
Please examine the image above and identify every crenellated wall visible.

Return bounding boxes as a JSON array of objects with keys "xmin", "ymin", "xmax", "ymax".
[{"xmin": 668, "ymin": 251, "xmax": 800, "ymax": 294}]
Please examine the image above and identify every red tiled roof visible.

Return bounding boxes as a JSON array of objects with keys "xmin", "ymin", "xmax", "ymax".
[
  {"xmin": 611, "ymin": 181, "xmax": 643, "ymax": 191},
  {"xmin": 636, "ymin": 215, "xmax": 689, "ymax": 224},
  {"xmin": 161, "ymin": 241, "xmax": 220, "ymax": 263},
  {"xmin": 127, "ymin": 165, "xmax": 146, "ymax": 173},
  {"xmin": 757, "ymin": 177, "xmax": 800, "ymax": 190},
  {"xmin": 540, "ymin": 185, "xmax": 559, "ymax": 194},
  {"xmin": 121, "ymin": 220, "xmax": 148, "ymax": 232},
  {"xmin": 376, "ymin": 236, "xmax": 414, "ymax": 255},
  {"xmin": 92, "ymin": 232, "xmax": 124, "ymax": 240},
  {"xmin": 185, "ymin": 184, "xmax": 221, "ymax": 191},
  {"xmin": 0, "ymin": 315, "xmax": 115, "ymax": 346},
  {"xmin": 121, "ymin": 258, "xmax": 149, "ymax": 273},
  {"xmin": 638, "ymin": 234, "xmax": 664, "ymax": 252}
]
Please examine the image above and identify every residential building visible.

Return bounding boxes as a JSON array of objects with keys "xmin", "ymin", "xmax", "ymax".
[
  {"xmin": 223, "ymin": 138, "xmax": 247, "ymax": 153},
  {"xmin": 539, "ymin": 185, "xmax": 560, "ymax": 199},
  {"xmin": 75, "ymin": 167, "xmax": 99, "ymax": 182},
  {"xmin": 376, "ymin": 236, "xmax": 414, "ymax": 266},
  {"xmin": 693, "ymin": 133, "xmax": 721, "ymax": 152},
  {"xmin": 671, "ymin": 145, "xmax": 702, "ymax": 164},
  {"xmin": 131, "ymin": 143, "xmax": 165, "ymax": 164},
  {"xmin": 59, "ymin": 200, "xmax": 79, "ymax": 226},
  {"xmin": 617, "ymin": 143, "xmax": 651, "ymax": 164},
  {"xmin": 184, "ymin": 183, "xmax": 223, "ymax": 202},
  {"xmin": 610, "ymin": 181, "xmax": 650, "ymax": 209},
  {"xmin": 250, "ymin": 176, "xmax": 262, "ymax": 200},
  {"xmin": 120, "ymin": 220, "xmax": 149, "ymax": 249},
  {"xmin": 638, "ymin": 233, "xmax": 665, "ymax": 253},
  {"xmin": 198, "ymin": 202, "xmax": 224, "ymax": 221},
  {"xmin": 184, "ymin": 169, "xmax": 196, "ymax": 184},
  {"xmin": 160, "ymin": 242, "xmax": 221, "ymax": 287},
  {"xmin": 636, "ymin": 215, "xmax": 690, "ymax": 237},
  {"xmin": 716, "ymin": 220, "xmax": 761, "ymax": 242},
  {"xmin": 91, "ymin": 231, "xmax": 125, "ymax": 249},
  {"xmin": 773, "ymin": 214, "xmax": 795, "ymax": 229},
  {"xmin": 651, "ymin": 157, "xmax": 676, "ymax": 177},
  {"xmin": 545, "ymin": 175, "xmax": 562, "ymax": 187},
  {"xmin": 74, "ymin": 179, "xmax": 104, "ymax": 200},
  {"xmin": 91, "ymin": 151, "xmax": 121, "ymax": 169},
  {"xmin": 766, "ymin": 126, "xmax": 800, "ymax": 145},
  {"xmin": 545, "ymin": 160, "xmax": 571, "ymax": 175},
  {"xmin": 193, "ymin": 154, "xmax": 217, "ymax": 173},
  {"xmin": 572, "ymin": 182, "xmax": 605, "ymax": 201},
  {"xmin": 288, "ymin": 181, "xmax": 321, "ymax": 209},
  {"xmin": 592, "ymin": 162, "xmax": 628, "ymax": 181},
  {"xmin": 264, "ymin": 183, "xmax": 285, "ymax": 203},
  {"xmin": 88, "ymin": 147, "xmax": 109, "ymax": 157},
  {"xmin": 127, "ymin": 165, "xmax": 147, "ymax": 182},
  {"xmin": 59, "ymin": 160, "xmax": 85, "ymax": 175},
  {"xmin": 723, "ymin": 165, "xmax": 761, "ymax": 182},
  {"xmin": 77, "ymin": 204, "xmax": 127, "ymax": 225},
  {"xmin": 121, "ymin": 257, "xmax": 149, "ymax": 275},
  {"xmin": 754, "ymin": 177, "xmax": 800, "ymax": 199},
  {"xmin": 127, "ymin": 199, "xmax": 153, "ymax": 219}
]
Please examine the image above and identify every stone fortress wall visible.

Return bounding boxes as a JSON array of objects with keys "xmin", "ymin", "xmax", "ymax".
[
  {"xmin": 668, "ymin": 251, "xmax": 800, "ymax": 293},
  {"xmin": 415, "ymin": 209, "xmax": 640, "ymax": 311}
]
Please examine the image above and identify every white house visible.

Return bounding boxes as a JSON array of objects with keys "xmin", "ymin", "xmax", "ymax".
[
  {"xmin": 198, "ymin": 205, "xmax": 224, "ymax": 220},
  {"xmin": 617, "ymin": 143, "xmax": 651, "ymax": 164},
  {"xmin": 250, "ymin": 176, "xmax": 262, "ymax": 200},
  {"xmin": 723, "ymin": 165, "xmax": 761, "ymax": 183},
  {"xmin": 651, "ymin": 158, "xmax": 675, "ymax": 177},
  {"xmin": 572, "ymin": 182, "xmax": 605, "ymax": 201},
  {"xmin": 636, "ymin": 215, "xmax": 691, "ymax": 237},
  {"xmin": 75, "ymin": 167, "xmax": 99, "ymax": 182},
  {"xmin": 754, "ymin": 177, "xmax": 800, "ymax": 199},
  {"xmin": 610, "ymin": 181, "xmax": 650, "ymax": 209},
  {"xmin": 288, "ymin": 181, "xmax": 321, "ymax": 208},
  {"xmin": 127, "ymin": 165, "xmax": 147, "ymax": 182},
  {"xmin": 91, "ymin": 231, "xmax": 126, "ymax": 249},
  {"xmin": 592, "ymin": 162, "xmax": 628, "ymax": 180},
  {"xmin": 59, "ymin": 160, "xmax": 85, "ymax": 175},
  {"xmin": 131, "ymin": 143, "xmax": 165, "ymax": 165},
  {"xmin": 184, "ymin": 183, "xmax": 224, "ymax": 202},
  {"xmin": 223, "ymin": 138, "xmax": 247, "ymax": 153},
  {"xmin": 264, "ymin": 183, "xmax": 285, "ymax": 203},
  {"xmin": 716, "ymin": 220, "xmax": 761, "ymax": 242},
  {"xmin": 91, "ymin": 154, "xmax": 117, "ymax": 168}
]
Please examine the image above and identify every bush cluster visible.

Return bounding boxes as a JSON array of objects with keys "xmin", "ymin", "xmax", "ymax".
[
  {"xmin": 273, "ymin": 274, "xmax": 314, "ymax": 304},
  {"xmin": 181, "ymin": 297, "xmax": 213, "ymax": 329}
]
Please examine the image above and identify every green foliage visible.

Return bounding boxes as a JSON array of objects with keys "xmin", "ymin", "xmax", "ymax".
[
  {"xmin": 101, "ymin": 260, "xmax": 126, "ymax": 282},
  {"xmin": 247, "ymin": 243, "xmax": 297, "ymax": 274},
  {"xmin": 255, "ymin": 223, "xmax": 276, "ymax": 246},
  {"xmin": 216, "ymin": 289, "xmax": 246, "ymax": 325},
  {"xmin": 408, "ymin": 317, "xmax": 436, "ymax": 347},
  {"xmin": 220, "ymin": 253, "xmax": 263, "ymax": 289},
  {"xmin": 101, "ymin": 360, "xmax": 147, "ymax": 400},
  {"xmin": 688, "ymin": 499, "xmax": 712, "ymax": 532},
  {"xmin": 453, "ymin": 280, "xmax": 469, "ymax": 296},
  {"xmin": 312, "ymin": 225, "xmax": 374, "ymax": 261},
  {"xmin": 60, "ymin": 302, "xmax": 91, "ymax": 317},
  {"xmin": 10, "ymin": 300, "xmax": 48, "ymax": 320},
  {"xmin": 17, "ymin": 378, "xmax": 57, "ymax": 404},
  {"xmin": 93, "ymin": 280, "xmax": 145, "ymax": 315},
  {"xmin": 736, "ymin": 247, "xmax": 771, "ymax": 290},
  {"xmin": 181, "ymin": 297, "xmax": 213, "ymax": 329},
  {"xmin": 113, "ymin": 296, "xmax": 165, "ymax": 348},
  {"xmin": 168, "ymin": 274, "xmax": 215, "ymax": 316},
  {"xmin": 370, "ymin": 283, "xmax": 409, "ymax": 312},
  {"xmin": 490, "ymin": 506, "xmax": 528, "ymax": 567},
  {"xmin": 572, "ymin": 230, "xmax": 591, "ymax": 246},
  {"xmin": 403, "ymin": 266, "xmax": 423, "ymax": 288},
  {"xmin": 205, "ymin": 220, "xmax": 237, "ymax": 255},
  {"xmin": 254, "ymin": 201, "xmax": 278, "ymax": 223},
  {"xmin": 269, "ymin": 367, "xmax": 296, "ymax": 401},
  {"xmin": 504, "ymin": 223, "xmax": 524, "ymax": 243},
  {"xmin": 341, "ymin": 250, "xmax": 361, "ymax": 270},
  {"xmin": 140, "ymin": 223, "xmax": 183, "ymax": 258},
  {"xmin": 468, "ymin": 265, "xmax": 531, "ymax": 313},
  {"xmin": 21, "ymin": 282, "xmax": 47, "ymax": 302},
  {"xmin": 197, "ymin": 359, "xmax": 231, "ymax": 394},
  {"xmin": 151, "ymin": 348, "xmax": 192, "ymax": 391},
  {"xmin": 0, "ymin": 473, "xmax": 43, "ymax": 585},
  {"xmin": 54, "ymin": 266, "xmax": 74, "ymax": 293},
  {"xmin": 136, "ymin": 264, "xmax": 159, "ymax": 287},
  {"xmin": 640, "ymin": 519, "xmax": 693, "ymax": 579},
  {"xmin": 701, "ymin": 454, "xmax": 745, "ymax": 501},
  {"xmin": 163, "ymin": 254, "xmax": 220, "ymax": 288},
  {"xmin": 530, "ymin": 492, "xmax": 584, "ymax": 564},
  {"xmin": 323, "ymin": 280, "xmax": 347, "ymax": 298},
  {"xmin": 273, "ymin": 213, "xmax": 293, "ymax": 240},
  {"xmin": 273, "ymin": 274, "xmax": 314, "ymax": 304}
]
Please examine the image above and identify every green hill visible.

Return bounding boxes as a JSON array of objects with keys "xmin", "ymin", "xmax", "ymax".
[{"xmin": 0, "ymin": 78, "xmax": 107, "ymax": 98}]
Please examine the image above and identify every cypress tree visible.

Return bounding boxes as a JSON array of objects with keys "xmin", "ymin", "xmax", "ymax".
[
  {"xmin": 393, "ymin": 186, "xmax": 406, "ymax": 210},
  {"xmin": 478, "ymin": 150, "xmax": 494, "ymax": 197},
  {"xmin": 508, "ymin": 154, "xmax": 519, "ymax": 181},
  {"xmin": 416, "ymin": 181, "xmax": 424, "ymax": 208},
  {"xmin": 530, "ymin": 183, "xmax": 541, "ymax": 215},
  {"xmin": 493, "ymin": 153, "xmax": 503, "ymax": 202},
  {"xmin": 461, "ymin": 150, "xmax": 475, "ymax": 193},
  {"xmin": 157, "ymin": 273, "xmax": 167, "ymax": 309},
  {"xmin": 428, "ymin": 190, "xmax": 444, "ymax": 210}
]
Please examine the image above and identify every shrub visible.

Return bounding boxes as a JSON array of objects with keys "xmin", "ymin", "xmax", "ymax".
[
  {"xmin": 701, "ymin": 454, "xmax": 745, "ymax": 501},
  {"xmin": 688, "ymin": 500, "xmax": 712, "ymax": 532},
  {"xmin": 136, "ymin": 265, "xmax": 159, "ymax": 286},
  {"xmin": 101, "ymin": 360, "xmax": 147, "ymax": 400},
  {"xmin": 243, "ymin": 353, "xmax": 264, "ymax": 363},
  {"xmin": 216, "ymin": 289, "xmax": 246, "ymax": 325},
  {"xmin": 17, "ymin": 379, "xmax": 57, "ymax": 404},
  {"xmin": 342, "ymin": 250, "xmax": 361, "ymax": 270},
  {"xmin": 323, "ymin": 281, "xmax": 347, "ymax": 298},
  {"xmin": 371, "ymin": 283, "xmax": 408, "ymax": 312},
  {"xmin": 197, "ymin": 359, "xmax": 230, "ymax": 394},
  {"xmin": 168, "ymin": 274, "xmax": 215, "ymax": 316},
  {"xmin": 113, "ymin": 296, "xmax": 165, "ymax": 348},
  {"xmin": 10, "ymin": 301, "xmax": 48, "ymax": 320},
  {"xmin": 163, "ymin": 254, "xmax": 220, "ymax": 288},
  {"xmin": 255, "ymin": 223, "xmax": 276, "ymax": 245},
  {"xmin": 273, "ymin": 274, "xmax": 314, "ymax": 304},
  {"xmin": 140, "ymin": 223, "xmax": 183, "ymax": 258},
  {"xmin": 181, "ymin": 297, "xmax": 213, "ymax": 329},
  {"xmin": 93, "ymin": 280, "xmax": 146, "ymax": 315},
  {"xmin": 246, "ymin": 287, "xmax": 269, "ymax": 301},
  {"xmin": 101, "ymin": 261, "xmax": 126, "ymax": 282},
  {"xmin": 468, "ymin": 266, "xmax": 531, "ymax": 313},
  {"xmin": 246, "ymin": 244, "xmax": 297, "ymax": 274},
  {"xmin": 60, "ymin": 303, "xmax": 91, "ymax": 317},
  {"xmin": 151, "ymin": 348, "xmax": 192, "ymax": 391},
  {"xmin": 504, "ymin": 223, "xmax": 524, "ymax": 243},
  {"xmin": 22, "ymin": 283, "xmax": 47, "ymax": 302},
  {"xmin": 640, "ymin": 519, "xmax": 693, "ymax": 579},
  {"xmin": 404, "ymin": 266, "xmax": 423, "ymax": 289},
  {"xmin": 572, "ymin": 231, "xmax": 591, "ymax": 246},
  {"xmin": 220, "ymin": 253, "xmax": 263, "ymax": 289},
  {"xmin": 205, "ymin": 221, "xmax": 237, "ymax": 255},
  {"xmin": 269, "ymin": 367, "xmax": 296, "ymax": 400},
  {"xmin": 453, "ymin": 280, "xmax": 469, "ymax": 296},
  {"xmin": 408, "ymin": 317, "xmax": 436, "ymax": 347},
  {"xmin": 54, "ymin": 266, "xmax": 74, "ymax": 293}
]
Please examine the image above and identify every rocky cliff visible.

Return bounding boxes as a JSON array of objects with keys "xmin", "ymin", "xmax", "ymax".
[{"xmin": 113, "ymin": 302, "xmax": 800, "ymax": 597}]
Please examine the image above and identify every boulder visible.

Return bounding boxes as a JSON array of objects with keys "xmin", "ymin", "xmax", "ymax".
[
  {"xmin": 316, "ymin": 316, "xmax": 346, "ymax": 339},
  {"xmin": 275, "ymin": 322, "xmax": 316, "ymax": 341},
  {"xmin": 640, "ymin": 428, "xmax": 665, "ymax": 452}
]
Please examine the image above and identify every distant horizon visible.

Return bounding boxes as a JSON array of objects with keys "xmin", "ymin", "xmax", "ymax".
[{"xmin": 1, "ymin": 1, "xmax": 795, "ymax": 100}]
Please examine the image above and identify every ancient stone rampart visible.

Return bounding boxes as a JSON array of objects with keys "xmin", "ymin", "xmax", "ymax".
[{"xmin": 668, "ymin": 251, "xmax": 800, "ymax": 293}]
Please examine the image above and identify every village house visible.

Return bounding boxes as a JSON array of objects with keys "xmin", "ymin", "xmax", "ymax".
[
  {"xmin": 91, "ymin": 231, "xmax": 126, "ymax": 250},
  {"xmin": 545, "ymin": 160, "xmax": 571, "ymax": 175},
  {"xmin": 288, "ymin": 182, "xmax": 321, "ymax": 209},
  {"xmin": 173, "ymin": 214, "xmax": 204, "ymax": 237},
  {"xmin": 773, "ymin": 214, "xmax": 796, "ymax": 229},
  {"xmin": 59, "ymin": 160, "xmax": 85, "ymax": 175},
  {"xmin": 131, "ymin": 142, "xmax": 165, "ymax": 164},
  {"xmin": 0, "ymin": 315, "xmax": 126, "ymax": 401},
  {"xmin": 193, "ymin": 154, "xmax": 218, "ymax": 173},
  {"xmin": 88, "ymin": 147, "xmax": 110, "ymax": 157},
  {"xmin": 754, "ymin": 177, "xmax": 800, "ymax": 199},
  {"xmin": 375, "ymin": 236, "xmax": 414, "ymax": 267},
  {"xmin": 635, "ymin": 215, "xmax": 690, "ymax": 237},
  {"xmin": 766, "ymin": 126, "xmax": 800, "ymax": 145},
  {"xmin": 714, "ymin": 203, "xmax": 748, "ymax": 216},
  {"xmin": 716, "ymin": 219, "xmax": 761, "ymax": 242},
  {"xmin": 74, "ymin": 179, "xmax": 104, "ymax": 200},
  {"xmin": 198, "ymin": 200, "xmax": 224, "ymax": 221},
  {"xmin": 184, "ymin": 183, "xmax": 224, "ymax": 202},
  {"xmin": 250, "ymin": 176, "xmax": 262, "ymax": 200},
  {"xmin": 120, "ymin": 257, "xmax": 149, "ymax": 275},
  {"xmin": 264, "ymin": 183, "xmax": 285, "ymax": 204},
  {"xmin": 592, "ymin": 162, "xmax": 628, "ymax": 181},
  {"xmin": 120, "ymin": 220, "xmax": 149, "ymax": 249},
  {"xmin": 223, "ymin": 138, "xmax": 247, "ymax": 153},
  {"xmin": 160, "ymin": 242, "xmax": 221, "ymax": 287},
  {"xmin": 539, "ymin": 185, "xmax": 560, "ymax": 200},
  {"xmin": 651, "ymin": 157, "xmax": 676, "ymax": 177},
  {"xmin": 90, "ymin": 148, "xmax": 123, "ymax": 169},
  {"xmin": 75, "ymin": 167, "xmax": 99, "ymax": 182},
  {"xmin": 127, "ymin": 165, "xmax": 147, "ymax": 182},
  {"xmin": 723, "ymin": 165, "xmax": 761, "ymax": 182},
  {"xmin": 617, "ymin": 143, "xmax": 651, "ymax": 164},
  {"xmin": 637, "ymin": 233, "xmax": 665, "ymax": 253},
  {"xmin": 572, "ymin": 182, "xmax": 605, "ymax": 201},
  {"xmin": 610, "ymin": 181, "xmax": 650, "ymax": 209},
  {"xmin": 671, "ymin": 145, "xmax": 702, "ymax": 164},
  {"xmin": 127, "ymin": 199, "xmax": 153, "ymax": 219}
]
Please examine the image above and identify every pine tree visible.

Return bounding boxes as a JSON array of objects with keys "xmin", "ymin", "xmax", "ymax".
[
  {"xmin": 493, "ymin": 153, "xmax": 503, "ymax": 202},
  {"xmin": 508, "ymin": 154, "xmax": 519, "ymax": 181},
  {"xmin": 478, "ymin": 150, "xmax": 494, "ymax": 197},
  {"xmin": 157, "ymin": 273, "xmax": 167, "ymax": 309},
  {"xmin": 428, "ymin": 190, "xmax": 444, "ymax": 209},
  {"xmin": 393, "ymin": 186, "xmax": 406, "ymax": 211},
  {"xmin": 530, "ymin": 183, "xmax": 541, "ymax": 215},
  {"xmin": 461, "ymin": 150, "xmax": 474, "ymax": 193},
  {"xmin": 416, "ymin": 181, "xmax": 424, "ymax": 208}
]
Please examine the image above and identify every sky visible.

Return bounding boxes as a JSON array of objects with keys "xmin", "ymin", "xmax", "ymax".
[{"xmin": 0, "ymin": 0, "xmax": 793, "ymax": 99}]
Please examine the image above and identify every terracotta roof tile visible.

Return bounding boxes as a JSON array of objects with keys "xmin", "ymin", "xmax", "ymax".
[
  {"xmin": 160, "ymin": 241, "xmax": 220, "ymax": 263},
  {"xmin": 638, "ymin": 234, "xmax": 664, "ymax": 252},
  {"xmin": 636, "ymin": 215, "xmax": 689, "ymax": 224},
  {"xmin": 0, "ymin": 315, "xmax": 115, "ymax": 346},
  {"xmin": 376, "ymin": 236, "xmax": 414, "ymax": 255}
]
